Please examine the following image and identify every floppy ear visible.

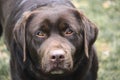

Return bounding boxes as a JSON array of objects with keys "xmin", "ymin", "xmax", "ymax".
[
  {"xmin": 74, "ymin": 11, "xmax": 98, "ymax": 58},
  {"xmin": 13, "ymin": 11, "xmax": 32, "ymax": 62}
]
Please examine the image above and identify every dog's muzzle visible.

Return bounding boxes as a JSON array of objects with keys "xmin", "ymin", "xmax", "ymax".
[{"xmin": 38, "ymin": 37, "xmax": 76, "ymax": 75}]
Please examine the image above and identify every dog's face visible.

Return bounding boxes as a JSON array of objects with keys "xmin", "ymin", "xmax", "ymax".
[{"xmin": 14, "ymin": 6, "xmax": 98, "ymax": 76}]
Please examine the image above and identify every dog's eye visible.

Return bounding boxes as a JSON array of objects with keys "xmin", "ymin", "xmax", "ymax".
[
  {"xmin": 64, "ymin": 28, "xmax": 73, "ymax": 36},
  {"xmin": 61, "ymin": 23, "xmax": 73, "ymax": 36},
  {"xmin": 36, "ymin": 31, "xmax": 46, "ymax": 38}
]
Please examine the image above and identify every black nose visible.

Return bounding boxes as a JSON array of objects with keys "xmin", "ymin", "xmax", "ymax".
[{"xmin": 50, "ymin": 49, "xmax": 65, "ymax": 62}]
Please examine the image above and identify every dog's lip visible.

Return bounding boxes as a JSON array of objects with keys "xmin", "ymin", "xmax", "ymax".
[
  {"xmin": 50, "ymin": 70, "xmax": 64, "ymax": 74},
  {"xmin": 49, "ymin": 68, "xmax": 70, "ymax": 75}
]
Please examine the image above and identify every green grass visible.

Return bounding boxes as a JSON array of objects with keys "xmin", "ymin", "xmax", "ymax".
[
  {"xmin": 0, "ymin": 0, "xmax": 120, "ymax": 80},
  {"xmin": 0, "ymin": 38, "xmax": 10, "ymax": 80},
  {"xmin": 73, "ymin": 0, "xmax": 120, "ymax": 80}
]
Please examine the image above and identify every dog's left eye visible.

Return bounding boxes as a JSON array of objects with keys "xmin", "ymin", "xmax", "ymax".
[
  {"xmin": 36, "ymin": 31, "xmax": 46, "ymax": 38},
  {"xmin": 61, "ymin": 23, "xmax": 74, "ymax": 36},
  {"xmin": 64, "ymin": 28, "xmax": 73, "ymax": 36}
]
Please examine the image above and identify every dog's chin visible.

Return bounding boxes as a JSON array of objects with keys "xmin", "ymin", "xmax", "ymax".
[
  {"xmin": 43, "ymin": 68, "xmax": 72, "ymax": 76},
  {"xmin": 50, "ymin": 69, "xmax": 65, "ymax": 75}
]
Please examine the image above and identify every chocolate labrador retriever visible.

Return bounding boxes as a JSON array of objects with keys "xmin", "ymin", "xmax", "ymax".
[{"xmin": 0, "ymin": 0, "xmax": 98, "ymax": 80}]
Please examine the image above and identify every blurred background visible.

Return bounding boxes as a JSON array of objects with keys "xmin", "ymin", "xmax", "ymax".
[{"xmin": 0, "ymin": 0, "xmax": 120, "ymax": 80}]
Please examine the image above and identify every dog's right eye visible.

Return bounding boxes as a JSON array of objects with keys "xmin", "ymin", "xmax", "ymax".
[{"xmin": 36, "ymin": 31, "xmax": 46, "ymax": 38}]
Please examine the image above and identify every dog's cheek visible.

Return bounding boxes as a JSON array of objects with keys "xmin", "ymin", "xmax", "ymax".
[
  {"xmin": 41, "ymin": 53, "xmax": 51, "ymax": 72},
  {"xmin": 67, "ymin": 33, "xmax": 83, "ymax": 50},
  {"xmin": 26, "ymin": 37, "xmax": 42, "ymax": 68},
  {"xmin": 70, "ymin": 34, "xmax": 84, "ymax": 67}
]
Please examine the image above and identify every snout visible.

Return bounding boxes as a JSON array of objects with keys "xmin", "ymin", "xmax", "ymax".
[
  {"xmin": 42, "ymin": 48, "xmax": 73, "ymax": 75},
  {"xmin": 50, "ymin": 49, "xmax": 65, "ymax": 63},
  {"xmin": 48, "ymin": 49, "xmax": 69, "ymax": 74},
  {"xmin": 39, "ymin": 37, "xmax": 75, "ymax": 75}
]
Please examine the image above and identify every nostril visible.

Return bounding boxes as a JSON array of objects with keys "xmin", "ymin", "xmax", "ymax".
[
  {"xmin": 50, "ymin": 49, "xmax": 65, "ymax": 61},
  {"xmin": 59, "ymin": 55, "xmax": 64, "ymax": 59},
  {"xmin": 51, "ymin": 55, "xmax": 56, "ymax": 60},
  {"xmin": 50, "ymin": 54, "xmax": 65, "ymax": 62}
]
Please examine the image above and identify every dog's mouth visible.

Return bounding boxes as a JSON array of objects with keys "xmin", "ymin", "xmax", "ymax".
[
  {"xmin": 48, "ymin": 68, "xmax": 72, "ymax": 76},
  {"xmin": 40, "ymin": 49, "xmax": 74, "ymax": 75},
  {"xmin": 41, "ymin": 63, "xmax": 73, "ymax": 75},
  {"xmin": 50, "ymin": 68, "xmax": 66, "ymax": 75}
]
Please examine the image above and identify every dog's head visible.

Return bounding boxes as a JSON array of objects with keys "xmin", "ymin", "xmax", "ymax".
[{"xmin": 13, "ymin": 6, "xmax": 98, "ymax": 76}]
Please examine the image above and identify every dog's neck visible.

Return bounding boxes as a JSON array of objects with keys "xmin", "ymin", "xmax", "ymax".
[{"xmin": 18, "ymin": 0, "xmax": 74, "ymax": 11}]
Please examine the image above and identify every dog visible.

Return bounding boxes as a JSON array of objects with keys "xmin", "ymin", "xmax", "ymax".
[{"xmin": 0, "ymin": 0, "xmax": 98, "ymax": 80}]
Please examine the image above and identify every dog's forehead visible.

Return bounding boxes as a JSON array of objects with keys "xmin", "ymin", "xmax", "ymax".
[
  {"xmin": 28, "ymin": 6, "xmax": 80, "ymax": 33},
  {"xmin": 32, "ymin": 7, "xmax": 75, "ymax": 23}
]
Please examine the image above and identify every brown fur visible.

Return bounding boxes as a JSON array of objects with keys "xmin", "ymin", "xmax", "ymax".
[{"xmin": 0, "ymin": 0, "xmax": 98, "ymax": 80}]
